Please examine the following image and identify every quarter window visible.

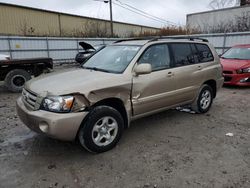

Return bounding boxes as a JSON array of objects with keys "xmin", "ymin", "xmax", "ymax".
[
  {"xmin": 138, "ymin": 44, "xmax": 171, "ymax": 71},
  {"xmin": 195, "ymin": 44, "xmax": 214, "ymax": 63}
]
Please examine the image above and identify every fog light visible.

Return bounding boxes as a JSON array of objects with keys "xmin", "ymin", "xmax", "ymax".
[
  {"xmin": 240, "ymin": 78, "xmax": 249, "ymax": 83},
  {"xmin": 39, "ymin": 122, "xmax": 49, "ymax": 133}
]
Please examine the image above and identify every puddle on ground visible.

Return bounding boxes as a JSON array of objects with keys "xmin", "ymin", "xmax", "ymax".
[{"xmin": 0, "ymin": 131, "xmax": 36, "ymax": 147}]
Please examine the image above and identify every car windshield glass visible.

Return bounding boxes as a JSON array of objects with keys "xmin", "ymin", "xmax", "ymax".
[
  {"xmin": 222, "ymin": 47, "xmax": 250, "ymax": 60},
  {"xmin": 82, "ymin": 45, "xmax": 141, "ymax": 73}
]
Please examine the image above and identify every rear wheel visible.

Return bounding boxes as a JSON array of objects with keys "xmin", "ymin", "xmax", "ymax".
[
  {"xmin": 78, "ymin": 106, "xmax": 124, "ymax": 153},
  {"xmin": 191, "ymin": 84, "xmax": 213, "ymax": 113},
  {"xmin": 4, "ymin": 69, "xmax": 31, "ymax": 92}
]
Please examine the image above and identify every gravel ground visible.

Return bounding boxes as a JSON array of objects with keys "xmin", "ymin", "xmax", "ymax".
[{"xmin": 0, "ymin": 65, "xmax": 250, "ymax": 188}]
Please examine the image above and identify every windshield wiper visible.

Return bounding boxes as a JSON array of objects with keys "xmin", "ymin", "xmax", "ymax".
[{"xmin": 82, "ymin": 66, "xmax": 112, "ymax": 73}]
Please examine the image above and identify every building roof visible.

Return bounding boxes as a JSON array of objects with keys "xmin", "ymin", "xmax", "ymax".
[{"xmin": 187, "ymin": 5, "xmax": 250, "ymax": 16}]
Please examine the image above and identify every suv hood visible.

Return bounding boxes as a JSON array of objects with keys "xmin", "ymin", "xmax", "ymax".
[{"xmin": 25, "ymin": 68, "xmax": 131, "ymax": 97}]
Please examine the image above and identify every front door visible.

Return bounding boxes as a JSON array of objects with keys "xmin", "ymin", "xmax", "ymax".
[{"xmin": 132, "ymin": 43, "xmax": 177, "ymax": 116}]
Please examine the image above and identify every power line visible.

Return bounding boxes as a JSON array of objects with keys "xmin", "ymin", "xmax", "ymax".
[
  {"xmin": 93, "ymin": 0, "xmax": 179, "ymax": 27},
  {"xmin": 93, "ymin": 0, "xmax": 113, "ymax": 36},
  {"xmin": 116, "ymin": 0, "xmax": 178, "ymax": 26},
  {"xmin": 96, "ymin": 1, "xmax": 102, "ymax": 19},
  {"xmin": 113, "ymin": 1, "xmax": 173, "ymax": 26}
]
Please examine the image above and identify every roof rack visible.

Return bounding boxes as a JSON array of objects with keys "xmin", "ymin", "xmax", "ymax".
[
  {"xmin": 114, "ymin": 36, "xmax": 209, "ymax": 43},
  {"xmin": 152, "ymin": 36, "xmax": 209, "ymax": 42},
  {"xmin": 113, "ymin": 37, "xmax": 155, "ymax": 43}
]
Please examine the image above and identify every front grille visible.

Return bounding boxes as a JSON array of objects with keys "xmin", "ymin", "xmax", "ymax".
[
  {"xmin": 22, "ymin": 89, "xmax": 37, "ymax": 110},
  {"xmin": 224, "ymin": 76, "xmax": 232, "ymax": 82},
  {"xmin": 223, "ymin": 71, "xmax": 233, "ymax": 74}
]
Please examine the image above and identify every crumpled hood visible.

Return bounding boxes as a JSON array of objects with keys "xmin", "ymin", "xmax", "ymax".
[
  {"xmin": 25, "ymin": 68, "xmax": 130, "ymax": 97},
  {"xmin": 221, "ymin": 58, "xmax": 250, "ymax": 70}
]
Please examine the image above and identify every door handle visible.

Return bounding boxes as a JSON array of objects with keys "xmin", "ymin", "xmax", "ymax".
[
  {"xmin": 167, "ymin": 72, "xmax": 174, "ymax": 77},
  {"xmin": 197, "ymin": 65, "xmax": 202, "ymax": 70}
]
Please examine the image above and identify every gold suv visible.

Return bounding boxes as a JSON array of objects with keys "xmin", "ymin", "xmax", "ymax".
[{"xmin": 17, "ymin": 37, "xmax": 224, "ymax": 153}]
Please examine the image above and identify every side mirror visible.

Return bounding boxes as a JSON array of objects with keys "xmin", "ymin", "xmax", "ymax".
[{"xmin": 134, "ymin": 63, "xmax": 152, "ymax": 75}]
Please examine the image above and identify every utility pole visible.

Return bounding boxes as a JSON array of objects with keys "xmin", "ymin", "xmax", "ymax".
[
  {"xmin": 104, "ymin": 0, "xmax": 113, "ymax": 37},
  {"xmin": 109, "ymin": 0, "xmax": 114, "ymax": 37}
]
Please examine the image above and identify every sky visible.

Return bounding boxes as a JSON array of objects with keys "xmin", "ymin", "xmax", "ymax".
[{"xmin": 0, "ymin": 0, "xmax": 237, "ymax": 28}]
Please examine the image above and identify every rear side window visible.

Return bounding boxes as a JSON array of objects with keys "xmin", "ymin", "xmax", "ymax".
[
  {"xmin": 171, "ymin": 43, "xmax": 196, "ymax": 67},
  {"xmin": 195, "ymin": 44, "xmax": 214, "ymax": 63}
]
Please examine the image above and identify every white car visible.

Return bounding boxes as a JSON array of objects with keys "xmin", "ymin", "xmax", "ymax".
[{"xmin": 0, "ymin": 54, "xmax": 10, "ymax": 60}]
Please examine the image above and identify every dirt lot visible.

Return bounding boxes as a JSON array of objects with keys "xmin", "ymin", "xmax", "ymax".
[{"xmin": 0, "ymin": 65, "xmax": 250, "ymax": 188}]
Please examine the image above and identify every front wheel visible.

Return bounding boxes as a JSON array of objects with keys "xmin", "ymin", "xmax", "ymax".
[
  {"xmin": 191, "ymin": 84, "xmax": 213, "ymax": 113},
  {"xmin": 78, "ymin": 106, "xmax": 124, "ymax": 153}
]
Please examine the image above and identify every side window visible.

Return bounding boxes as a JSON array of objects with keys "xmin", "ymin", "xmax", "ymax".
[
  {"xmin": 171, "ymin": 43, "xmax": 196, "ymax": 67},
  {"xmin": 195, "ymin": 44, "xmax": 214, "ymax": 63},
  {"xmin": 190, "ymin": 43, "xmax": 200, "ymax": 64},
  {"xmin": 138, "ymin": 44, "xmax": 171, "ymax": 71}
]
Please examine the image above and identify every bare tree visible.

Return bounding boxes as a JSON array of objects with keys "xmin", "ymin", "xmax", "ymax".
[
  {"xmin": 209, "ymin": 0, "xmax": 239, "ymax": 9},
  {"xmin": 193, "ymin": 12, "xmax": 250, "ymax": 33},
  {"xmin": 19, "ymin": 20, "xmax": 36, "ymax": 36}
]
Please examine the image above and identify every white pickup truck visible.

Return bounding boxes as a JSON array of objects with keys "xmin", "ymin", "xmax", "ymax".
[{"xmin": 0, "ymin": 54, "xmax": 10, "ymax": 60}]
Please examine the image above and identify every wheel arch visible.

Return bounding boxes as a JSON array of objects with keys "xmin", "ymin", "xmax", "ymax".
[
  {"xmin": 90, "ymin": 98, "xmax": 129, "ymax": 129},
  {"xmin": 203, "ymin": 79, "xmax": 217, "ymax": 98},
  {"xmin": 75, "ymin": 97, "xmax": 129, "ymax": 142}
]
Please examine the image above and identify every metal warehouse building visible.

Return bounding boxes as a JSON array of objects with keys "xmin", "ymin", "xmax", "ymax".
[
  {"xmin": 0, "ymin": 3, "xmax": 160, "ymax": 37},
  {"xmin": 187, "ymin": 4, "xmax": 250, "ymax": 33}
]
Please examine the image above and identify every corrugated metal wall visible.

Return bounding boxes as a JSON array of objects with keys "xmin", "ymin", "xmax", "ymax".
[
  {"xmin": 1, "ymin": 32, "xmax": 250, "ymax": 63},
  {"xmin": 187, "ymin": 5, "xmax": 250, "ymax": 33},
  {"xmin": 0, "ymin": 5, "xmax": 60, "ymax": 36},
  {"xmin": 0, "ymin": 3, "xmax": 160, "ymax": 37}
]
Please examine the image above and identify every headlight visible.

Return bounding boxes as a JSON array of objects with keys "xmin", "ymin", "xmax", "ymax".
[
  {"xmin": 83, "ymin": 53, "xmax": 91, "ymax": 57},
  {"xmin": 237, "ymin": 67, "xmax": 250, "ymax": 74},
  {"xmin": 42, "ymin": 96, "xmax": 74, "ymax": 113}
]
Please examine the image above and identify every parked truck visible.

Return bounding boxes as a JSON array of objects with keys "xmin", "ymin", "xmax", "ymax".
[{"xmin": 0, "ymin": 57, "xmax": 53, "ymax": 92}]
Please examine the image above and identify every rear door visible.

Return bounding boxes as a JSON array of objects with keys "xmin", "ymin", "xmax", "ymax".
[
  {"xmin": 168, "ymin": 43, "xmax": 205, "ymax": 103},
  {"xmin": 194, "ymin": 43, "xmax": 216, "ymax": 82}
]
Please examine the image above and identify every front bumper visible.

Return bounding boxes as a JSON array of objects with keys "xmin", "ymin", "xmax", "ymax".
[
  {"xmin": 16, "ymin": 97, "xmax": 88, "ymax": 141},
  {"xmin": 223, "ymin": 73, "xmax": 250, "ymax": 86}
]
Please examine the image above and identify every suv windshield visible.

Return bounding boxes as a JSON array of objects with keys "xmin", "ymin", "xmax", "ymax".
[
  {"xmin": 222, "ymin": 47, "xmax": 250, "ymax": 60},
  {"xmin": 82, "ymin": 45, "xmax": 141, "ymax": 73}
]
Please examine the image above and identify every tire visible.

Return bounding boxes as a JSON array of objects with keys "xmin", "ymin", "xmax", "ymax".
[
  {"xmin": 191, "ymin": 84, "xmax": 213, "ymax": 114},
  {"xmin": 78, "ymin": 106, "xmax": 124, "ymax": 153},
  {"xmin": 4, "ymin": 69, "xmax": 31, "ymax": 93}
]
